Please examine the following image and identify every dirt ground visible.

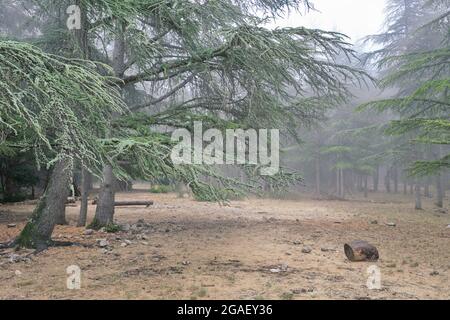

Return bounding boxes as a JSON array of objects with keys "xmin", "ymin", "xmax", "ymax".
[{"xmin": 0, "ymin": 188, "xmax": 449, "ymax": 300}]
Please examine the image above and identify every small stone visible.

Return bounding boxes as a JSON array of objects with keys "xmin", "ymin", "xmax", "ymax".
[
  {"xmin": 182, "ymin": 261, "xmax": 191, "ymax": 266},
  {"xmin": 122, "ymin": 224, "xmax": 131, "ymax": 232},
  {"xmin": 446, "ymin": 225, "xmax": 450, "ymax": 229},
  {"xmin": 370, "ymin": 220, "xmax": 378, "ymax": 225},
  {"xmin": 321, "ymin": 248, "xmax": 335, "ymax": 252},
  {"xmin": 120, "ymin": 242, "xmax": 128, "ymax": 248},
  {"xmin": 293, "ymin": 240, "xmax": 302, "ymax": 245},
  {"xmin": 386, "ymin": 222, "xmax": 396, "ymax": 227},
  {"xmin": 430, "ymin": 271, "xmax": 440, "ymax": 276},
  {"xmin": 280, "ymin": 263, "xmax": 289, "ymax": 272},
  {"xmin": 270, "ymin": 268, "xmax": 281, "ymax": 273},
  {"xmin": 97, "ymin": 239, "xmax": 109, "ymax": 248},
  {"xmin": 15, "ymin": 270, "xmax": 22, "ymax": 276},
  {"xmin": 141, "ymin": 241, "xmax": 149, "ymax": 245},
  {"xmin": 124, "ymin": 240, "xmax": 132, "ymax": 245},
  {"xmin": 7, "ymin": 224, "xmax": 17, "ymax": 228},
  {"xmin": 152, "ymin": 257, "xmax": 161, "ymax": 262},
  {"xmin": 84, "ymin": 229, "xmax": 94, "ymax": 236},
  {"xmin": 301, "ymin": 247, "xmax": 312, "ymax": 254}
]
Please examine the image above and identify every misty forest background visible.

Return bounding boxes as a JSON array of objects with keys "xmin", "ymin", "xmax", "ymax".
[{"xmin": 0, "ymin": 0, "xmax": 448, "ymax": 250}]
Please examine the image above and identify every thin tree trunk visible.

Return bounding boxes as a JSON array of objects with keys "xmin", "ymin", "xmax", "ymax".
[
  {"xmin": 436, "ymin": 174, "xmax": 444, "ymax": 208},
  {"xmin": 364, "ymin": 175, "xmax": 368, "ymax": 198},
  {"xmin": 385, "ymin": 168, "xmax": 391, "ymax": 193},
  {"xmin": 415, "ymin": 181, "xmax": 422, "ymax": 210},
  {"xmin": 17, "ymin": 159, "xmax": 72, "ymax": 250},
  {"xmin": 315, "ymin": 154, "xmax": 321, "ymax": 196},
  {"xmin": 77, "ymin": 167, "xmax": 90, "ymax": 227},
  {"xmin": 373, "ymin": 165, "xmax": 379, "ymax": 192},
  {"xmin": 393, "ymin": 167, "xmax": 398, "ymax": 193},
  {"xmin": 340, "ymin": 169, "xmax": 345, "ymax": 198}
]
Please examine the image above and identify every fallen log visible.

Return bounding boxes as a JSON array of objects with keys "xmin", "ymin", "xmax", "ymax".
[
  {"xmin": 344, "ymin": 241, "xmax": 379, "ymax": 262},
  {"xmin": 91, "ymin": 200, "xmax": 154, "ymax": 208}
]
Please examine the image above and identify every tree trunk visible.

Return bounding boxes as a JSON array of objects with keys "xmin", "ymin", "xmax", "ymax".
[
  {"xmin": 436, "ymin": 174, "xmax": 444, "ymax": 208},
  {"xmin": 90, "ymin": 22, "xmax": 125, "ymax": 229},
  {"xmin": 17, "ymin": 159, "xmax": 72, "ymax": 250},
  {"xmin": 77, "ymin": 167, "xmax": 90, "ymax": 227},
  {"xmin": 385, "ymin": 168, "xmax": 391, "ymax": 193},
  {"xmin": 415, "ymin": 181, "xmax": 422, "ymax": 210},
  {"xmin": 393, "ymin": 167, "xmax": 398, "ymax": 193},
  {"xmin": 91, "ymin": 165, "xmax": 115, "ymax": 229},
  {"xmin": 364, "ymin": 176, "xmax": 368, "ymax": 198},
  {"xmin": 315, "ymin": 154, "xmax": 321, "ymax": 196},
  {"xmin": 373, "ymin": 165, "xmax": 379, "ymax": 192}
]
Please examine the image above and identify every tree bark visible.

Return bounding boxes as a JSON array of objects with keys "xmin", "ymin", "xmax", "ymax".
[
  {"xmin": 16, "ymin": 159, "xmax": 72, "ymax": 250},
  {"xmin": 364, "ymin": 175, "xmax": 368, "ymax": 198},
  {"xmin": 315, "ymin": 154, "xmax": 321, "ymax": 196},
  {"xmin": 415, "ymin": 180, "xmax": 422, "ymax": 210},
  {"xmin": 436, "ymin": 174, "xmax": 444, "ymax": 208},
  {"xmin": 77, "ymin": 167, "xmax": 90, "ymax": 227},
  {"xmin": 91, "ymin": 165, "xmax": 115, "ymax": 229},
  {"xmin": 373, "ymin": 165, "xmax": 379, "ymax": 192}
]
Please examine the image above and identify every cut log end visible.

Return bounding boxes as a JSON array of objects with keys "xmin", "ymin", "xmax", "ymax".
[{"xmin": 344, "ymin": 241, "xmax": 379, "ymax": 262}]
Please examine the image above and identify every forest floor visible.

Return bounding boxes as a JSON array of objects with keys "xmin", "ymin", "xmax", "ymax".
[{"xmin": 0, "ymin": 187, "xmax": 449, "ymax": 300}]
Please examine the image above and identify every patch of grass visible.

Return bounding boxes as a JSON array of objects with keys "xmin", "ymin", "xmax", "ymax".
[
  {"xmin": 280, "ymin": 292, "xmax": 294, "ymax": 300},
  {"xmin": 150, "ymin": 185, "xmax": 172, "ymax": 194},
  {"xmin": 104, "ymin": 223, "xmax": 122, "ymax": 233}
]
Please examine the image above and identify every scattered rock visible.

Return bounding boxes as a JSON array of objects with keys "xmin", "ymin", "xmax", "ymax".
[
  {"xmin": 120, "ymin": 242, "xmax": 128, "ymax": 248},
  {"xmin": 301, "ymin": 247, "xmax": 312, "ymax": 254},
  {"xmin": 410, "ymin": 262, "xmax": 419, "ymax": 268},
  {"xmin": 293, "ymin": 240, "xmax": 302, "ymax": 245},
  {"xmin": 97, "ymin": 239, "xmax": 109, "ymax": 248},
  {"xmin": 280, "ymin": 263, "xmax": 289, "ymax": 272},
  {"xmin": 84, "ymin": 229, "xmax": 94, "ymax": 236},
  {"xmin": 7, "ymin": 224, "xmax": 17, "ymax": 228},
  {"xmin": 15, "ymin": 270, "xmax": 22, "ymax": 276},
  {"xmin": 386, "ymin": 222, "xmax": 396, "ymax": 227},
  {"xmin": 321, "ymin": 247, "xmax": 335, "ymax": 252},
  {"xmin": 430, "ymin": 271, "xmax": 440, "ymax": 276},
  {"xmin": 121, "ymin": 224, "xmax": 131, "ymax": 232},
  {"xmin": 370, "ymin": 220, "xmax": 378, "ymax": 225},
  {"xmin": 124, "ymin": 240, "xmax": 132, "ymax": 245},
  {"xmin": 292, "ymin": 288, "xmax": 314, "ymax": 294},
  {"xmin": 182, "ymin": 261, "xmax": 191, "ymax": 266},
  {"xmin": 270, "ymin": 268, "xmax": 281, "ymax": 273}
]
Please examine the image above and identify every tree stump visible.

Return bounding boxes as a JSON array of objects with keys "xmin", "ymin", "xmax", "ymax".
[{"xmin": 344, "ymin": 241, "xmax": 379, "ymax": 262}]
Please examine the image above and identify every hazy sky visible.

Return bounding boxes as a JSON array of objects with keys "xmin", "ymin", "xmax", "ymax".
[{"xmin": 273, "ymin": 0, "xmax": 387, "ymax": 45}]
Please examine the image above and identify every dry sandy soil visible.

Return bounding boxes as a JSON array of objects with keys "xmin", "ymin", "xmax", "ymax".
[{"xmin": 0, "ymin": 188, "xmax": 449, "ymax": 300}]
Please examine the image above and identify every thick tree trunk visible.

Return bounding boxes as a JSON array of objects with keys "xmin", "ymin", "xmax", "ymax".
[
  {"xmin": 16, "ymin": 159, "xmax": 72, "ymax": 250},
  {"xmin": 77, "ymin": 167, "xmax": 90, "ymax": 227},
  {"xmin": 91, "ymin": 165, "xmax": 115, "ymax": 229}
]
